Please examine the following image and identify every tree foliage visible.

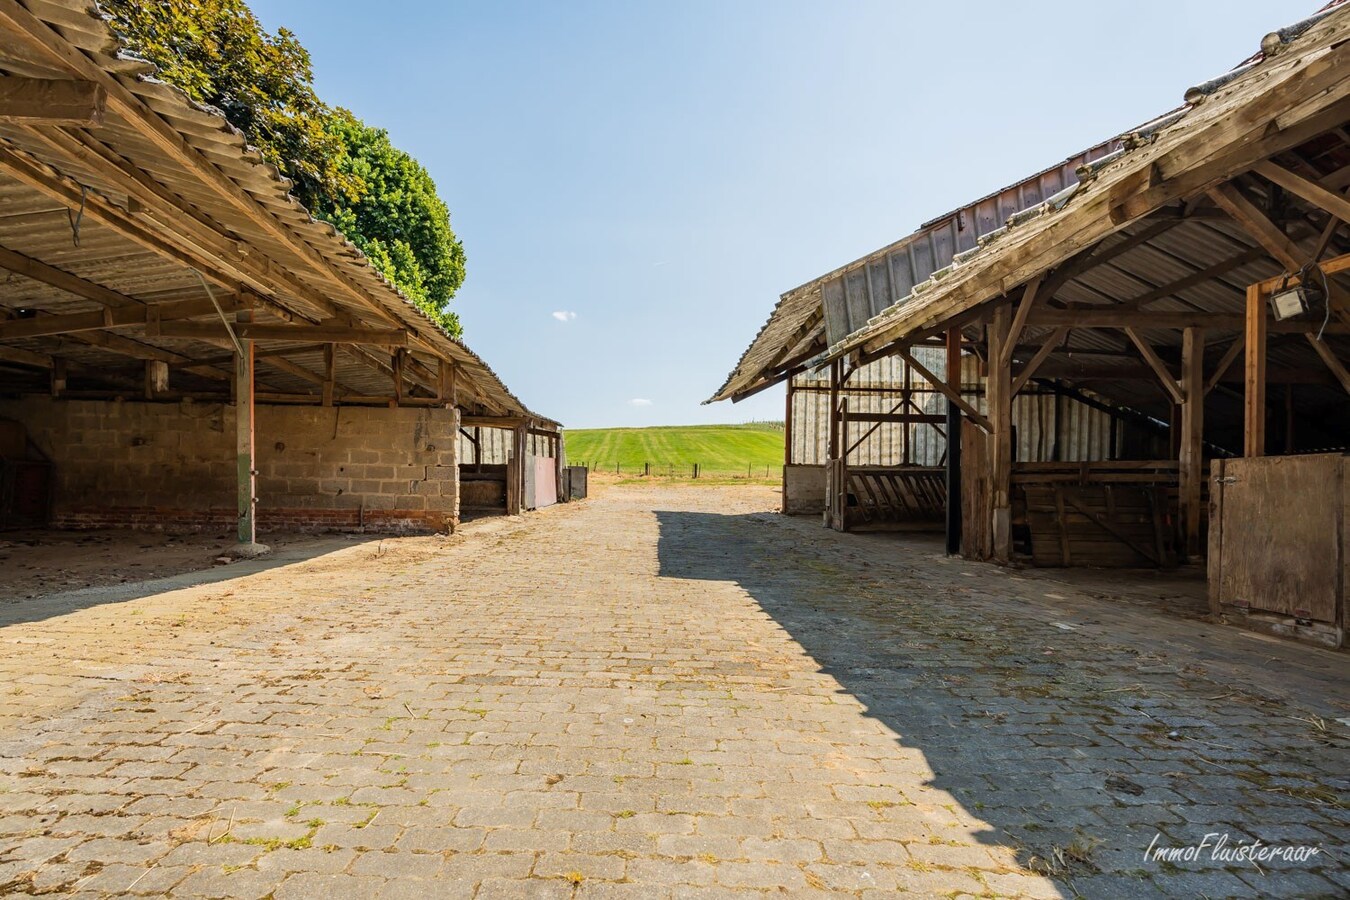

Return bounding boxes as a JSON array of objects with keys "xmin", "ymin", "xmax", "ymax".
[{"xmin": 101, "ymin": 0, "xmax": 465, "ymax": 337}]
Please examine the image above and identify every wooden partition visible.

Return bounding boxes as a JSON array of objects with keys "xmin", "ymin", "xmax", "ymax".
[
  {"xmin": 1012, "ymin": 461, "xmax": 1180, "ymax": 567},
  {"xmin": 1209, "ymin": 454, "xmax": 1345, "ymax": 648}
]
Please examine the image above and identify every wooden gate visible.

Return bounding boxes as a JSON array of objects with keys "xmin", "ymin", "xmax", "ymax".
[{"xmin": 1209, "ymin": 454, "xmax": 1344, "ymax": 646}]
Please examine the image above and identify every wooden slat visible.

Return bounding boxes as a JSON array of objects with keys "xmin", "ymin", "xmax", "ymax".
[{"xmin": 0, "ymin": 77, "xmax": 104, "ymax": 125}]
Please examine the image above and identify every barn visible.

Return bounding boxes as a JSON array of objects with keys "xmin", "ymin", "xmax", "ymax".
[
  {"xmin": 712, "ymin": 3, "xmax": 1350, "ymax": 647},
  {"xmin": 0, "ymin": 0, "xmax": 562, "ymax": 551}
]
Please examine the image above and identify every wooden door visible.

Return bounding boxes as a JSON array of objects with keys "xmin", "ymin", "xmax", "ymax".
[{"xmin": 1212, "ymin": 454, "xmax": 1342, "ymax": 623}]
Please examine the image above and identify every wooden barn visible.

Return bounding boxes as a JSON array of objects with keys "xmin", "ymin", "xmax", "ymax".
[
  {"xmin": 711, "ymin": 3, "xmax": 1350, "ymax": 647},
  {"xmin": 0, "ymin": 0, "xmax": 562, "ymax": 549}
]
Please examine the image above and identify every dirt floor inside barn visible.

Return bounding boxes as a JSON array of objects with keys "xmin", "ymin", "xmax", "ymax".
[{"xmin": 0, "ymin": 481, "xmax": 1345, "ymax": 898}]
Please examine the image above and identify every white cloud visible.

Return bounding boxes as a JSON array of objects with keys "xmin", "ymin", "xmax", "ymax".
[
  {"xmin": 628, "ymin": 398, "xmax": 653, "ymax": 407},
  {"xmin": 551, "ymin": 310, "xmax": 577, "ymax": 322}
]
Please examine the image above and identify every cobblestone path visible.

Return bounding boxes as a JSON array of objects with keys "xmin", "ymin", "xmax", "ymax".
[{"xmin": 0, "ymin": 483, "xmax": 1345, "ymax": 898}]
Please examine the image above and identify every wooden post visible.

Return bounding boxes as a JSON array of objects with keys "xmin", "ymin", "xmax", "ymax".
[
  {"xmin": 988, "ymin": 302, "xmax": 1013, "ymax": 563},
  {"xmin": 1180, "ymin": 327, "xmax": 1205, "ymax": 561},
  {"xmin": 236, "ymin": 310, "xmax": 256, "ymax": 547},
  {"xmin": 783, "ymin": 379, "xmax": 794, "ymax": 468},
  {"xmin": 322, "ymin": 344, "xmax": 335, "ymax": 407},
  {"xmin": 1244, "ymin": 283, "xmax": 1266, "ymax": 456},
  {"xmin": 390, "ymin": 349, "xmax": 404, "ymax": 408},
  {"xmin": 944, "ymin": 326, "xmax": 962, "ymax": 556},
  {"xmin": 144, "ymin": 360, "xmax": 168, "ymax": 399},
  {"xmin": 827, "ymin": 359, "xmax": 841, "ymax": 462},
  {"xmin": 50, "ymin": 357, "xmax": 66, "ymax": 397}
]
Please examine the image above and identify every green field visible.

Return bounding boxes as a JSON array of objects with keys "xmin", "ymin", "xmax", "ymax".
[{"xmin": 566, "ymin": 422, "xmax": 784, "ymax": 478}]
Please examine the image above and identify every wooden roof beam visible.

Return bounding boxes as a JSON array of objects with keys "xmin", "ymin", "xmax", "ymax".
[
  {"xmin": 0, "ymin": 77, "xmax": 104, "ymax": 126},
  {"xmin": 1207, "ymin": 181, "xmax": 1305, "ymax": 272},
  {"xmin": 1122, "ymin": 327, "xmax": 1183, "ymax": 403},
  {"xmin": 0, "ymin": 293, "xmax": 245, "ymax": 340},
  {"xmin": 0, "ymin": 241, "xmax": 146, "ymax": 309},
  {"xmin": 151, "ymin": 321, "xmax": 407, "ymax": 346},
  {"xmin": 1254, "ymin": 159, "xmax": 1350, "ymax": 227}
]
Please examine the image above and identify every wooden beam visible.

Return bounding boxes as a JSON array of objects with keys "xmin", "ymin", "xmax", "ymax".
[
  {"xmin": 1205, "ymin": 335, "xmax": 1245, "ymax": 395},
  {"xmin": 1253, "ymin": 160, "xmax": 1350, "ymax": 226},
  {"xmin": 143, "ymin": 359, "xmax": 169, "ymax": 399},
  {"xmin": 1208, "ymin": 181, "xmax": 1305, "ymax": 272},
  {"xmin": 1026, "ymin": 308, "xmax": 1350, "ymax": 332},
  {"xmin": 896, "ymin": 348, "xmax": 992, "ymax": 432},
  {"xmin": 1305, "ymin": 334, "xmax": 1350, "ymax": 394},
  {"xmin": 0, "ymin": 77, "xmax": 104, "ymax": 125},
  {"xmin": 1011, "ymin": 327, "xmax": 1069, "ymax": 396},
  {"xmin": 391, "ymin": 349, "xmax": 404, "ymax": 408},
  {"xmin": 1245, "ymin": 283, "xmax": 1267, "ymax": 457},
  {"xmin": 999, "ymin": 275, "xmax": 1041, "ymax": 370},
  {"xmin": 1122, "ymin": 327, "xmax": 1183, "ymax": 404},
  {"xmin": 987, "ymin": 302, "xmax": 1013, "ymax": 563},
  {"xmin": 1116, "ymin": 246, "xmax": 1267, "ymax": 311},
  {"xmin": 0, "ymin": 294, "xmax": 245, "ymax": 339},
  {"xmin": 322, "ymin": 345, "xmax": 335, "ymax": 407},
  {"xmin": 235, "ymin": 311, "xmax": 256, "ymax": 546},
  {"xmin": 152, "ymin": 321, "xmax": 408, "ymax": 346},
  {"xmin": 0, "ymin": 243, "xmax": 140, "ymax": 308},
  {"xmin": 1179, "ymin": 327, "xmax": 1204, "ymax": 561}
]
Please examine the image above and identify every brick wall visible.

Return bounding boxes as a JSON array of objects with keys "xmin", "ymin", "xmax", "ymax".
[{"xmin": 0, "ymin": 397, "xmax": 460, "ymax": 534}]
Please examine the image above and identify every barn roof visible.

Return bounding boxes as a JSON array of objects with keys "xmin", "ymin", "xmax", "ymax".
[
  {"xmin": 709, "ymin": 1, "xmax": 1350, "ymax": 425},
  {"xmin": 0, "ymin": 0, "xmax": 555, "ymax": 425}
]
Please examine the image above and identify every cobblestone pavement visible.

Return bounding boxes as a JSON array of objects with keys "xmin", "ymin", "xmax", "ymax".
[{"xmin": 0, "ymin": 483, "xmax": 1346, "ymax": 898}]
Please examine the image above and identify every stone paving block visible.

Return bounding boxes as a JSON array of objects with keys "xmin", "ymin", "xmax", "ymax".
[{"xmin": 0, "ymin": 484, "xmax": 1344, "ymax": 899}]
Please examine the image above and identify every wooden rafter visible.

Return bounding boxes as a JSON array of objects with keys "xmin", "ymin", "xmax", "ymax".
[
  {"xmin": 1011, "ymin": 327, "xmax": 1069, "ymax": 395},
  {"xmin": 896, "ymin": 347, "xmax": 992, "ymax": 432},
  {"xmin": 1305, "ymin": 334, "xmax": 1350, "ymax": 394},
  {"xmin": 0, "ymin": 77, "xmax": 103, "ymax": 125},
  {"xmin": 1122, "ymin": 327, "xmax": 1183, "ymax": 403},
  {"xmin": 1253, "ymin": 160, "xmax": 1350, "ymax": 226},
  {"xmin": 999, "ymin": 274, "xmax": 1042, "ymax": 370},
  {"xmin": 1205, "ymin": 335, "xmax": 1245, "ymax": 395},
  {"xmin": 151, "ymin": 321, "xmax": 408, "ymax": 347},
  {"xmin": 1207, "ymin": 181, "xmax": 1305, "ymax": 272},
  {"xmin": 0, "ymin": 294, "xmax": 246, "ymax": 340}
]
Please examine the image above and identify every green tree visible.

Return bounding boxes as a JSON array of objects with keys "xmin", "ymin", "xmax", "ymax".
[
  {"xmin": 314, "ymin": 111, "xmax": 465, "ymax": 337},
  {"xmin": 101, "ymin": 0, "xmax": 465, "ymax": 338}
]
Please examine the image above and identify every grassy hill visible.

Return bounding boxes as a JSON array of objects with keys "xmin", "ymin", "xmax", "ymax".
[{"xmin": 566, "ymin": 422, "xmax": 784, "ymax": 478}]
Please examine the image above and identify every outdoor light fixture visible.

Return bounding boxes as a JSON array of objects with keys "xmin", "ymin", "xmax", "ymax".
[{"xmin": 1269, "ymin": 264, "xmax": 1327, "ymax": 322}]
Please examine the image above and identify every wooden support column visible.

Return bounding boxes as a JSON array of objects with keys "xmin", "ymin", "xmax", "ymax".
[
  {"xmin": 783, "ymin": 379, "xmax": 794, "ymax": 467},
  {"xmin": 1179, "ymin": 327, "xmax": 1205, "ymax": 561},
  {"xmin": 50, "ymin": 357, "xmax": 66, "ymax": 397},
  {"xmin": 827, "ymin": 359, "xmax": 841, "ymax": 462},
  {"xmin": 390, "ymin": 349, "xmax": 404, "ymax": 408},
  {"xmin": 144, "ymin": 360, "xmax": 169, "ymax": 399},
  {"xmin": 988, "ymin": 302, "xmax": 1013, "ymax": 563},
  {"xmin": 322, "ymin": 345, "xmax": 335, "ymax": 407},
  {"xmin": 438, "ymin": 357, "xmax": 457, "ymax": 408},
  {"xmin": 944, "ymin": 326, "xmax": 963, "ymax": 556},
  {"xmin": 236, "ymin": 310, "xmax": 257, "ymax": 547},
  {"xmin": 1244, "ymin": 283, "xmax": 1267, "ymax": 457}
]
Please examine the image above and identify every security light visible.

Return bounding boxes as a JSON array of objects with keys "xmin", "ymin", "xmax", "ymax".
[{"xmin": 1269, "ymin": 284, "xmax": 1314, "ymax": 321}]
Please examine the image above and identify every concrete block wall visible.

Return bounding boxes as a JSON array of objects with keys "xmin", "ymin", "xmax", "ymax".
[{"xmin": 0, "ymin": 397, "xmax": 459, "ymax": 534}]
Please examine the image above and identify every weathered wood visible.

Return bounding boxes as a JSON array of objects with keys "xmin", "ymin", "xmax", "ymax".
[
  {"xmin": 153, "ymin": 321, "xmax": 408, "ymax": 346},
  {"xmin": 988, "ymin": 302, "xmax": 1013, "ymax": 563},
  {"xmin": 1205, "ymin": 335, "xmax": 1245, "ymax": 395},
  {"xmin": 391, "ymin": 349, "xmax": 404, "ymax": 408},
  {"xmin": 1208, "ymin": 181, "xmax": 1305, "ymax": 272},
  {"xmin": 1245, "ymin": 283, "xmax": 1267, "ymax": 456},
  {"xmin": 49, "ymin": 356, "xmax": 65, "ymax": 396},
  {"xmin": 1000, "ymin": 274, "xmax": 1042, "ymax": 370},
  {"xmin": 1253, "ymin": 159, "xmax": 1350, "ymax": 225},
  {"xmin": 235, "ymin": 311, "xmax": 256, "ymax": 546},
  {"xmin": 1011, "ymin": 326, "xmax": 1069, "ymax": 395},
  {"xmin": 896, "ymin": 348, "xmax": 992, "ymax": 432},
  {"xmin": 0, "ymin": 77, "xmax": 104, "ymax": 125},
  {"xmin": 960, "ymin": 418, "xmax": 992, "ymax": 560},
  {"xmin": 1305, "ymin": 334, "xmax": 1350, "ymax": 394},
  {"xmin": 1211, "ymin": 454, "xmax": 1343, "ymax": 633},
  {"xmin": 1027, "ymin": 308, "xmax": 1348, "ymax": 331},
  {"xmin": 1123, "ymin": 327, "xmax": 1184, "ymax": 404},
  {"xmin": 0, "ymin": 243, "xmax": 141, "ymax": 308},
  {"xmin": 1180, "ymin": 327, "xmax": 1205, "ymax": 560},
  {"xmin": 322, "ymin": 345, "xmax": 335, "ymax": 407},
  {"xmin": 0, "ymin": 294, "xmax": 245, "ymax": 339},
  {"xmin": 144, "ymin": 359, "xmax": 169, "ymax": 398}
]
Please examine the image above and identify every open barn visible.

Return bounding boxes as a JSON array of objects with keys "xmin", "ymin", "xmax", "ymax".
[
  {"xmin": 712, "ymin": 2, "xmax": 1350, "ymax": 647},
  {"xmin": 0, "ymin": 0, "xmax": 562, "ymax": 550}
]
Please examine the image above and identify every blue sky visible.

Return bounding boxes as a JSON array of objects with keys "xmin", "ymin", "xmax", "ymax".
[{"xmin": 251, "ymin": 0, "xmax": 1311, "ymax": 429}]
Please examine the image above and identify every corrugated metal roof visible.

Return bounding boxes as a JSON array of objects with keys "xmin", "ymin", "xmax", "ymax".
[
  {"xmin": 0, "ymin": 0, "xmax": 554, "ymax": 424},
  {"xmin": 710, "ymin": 0, "xmax": 1350, "ymax": 412}
]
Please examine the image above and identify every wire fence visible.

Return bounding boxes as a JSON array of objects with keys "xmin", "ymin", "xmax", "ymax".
[{"xmin": 570, "ymin": 461, "xmax": 778, "ymax": 479}]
